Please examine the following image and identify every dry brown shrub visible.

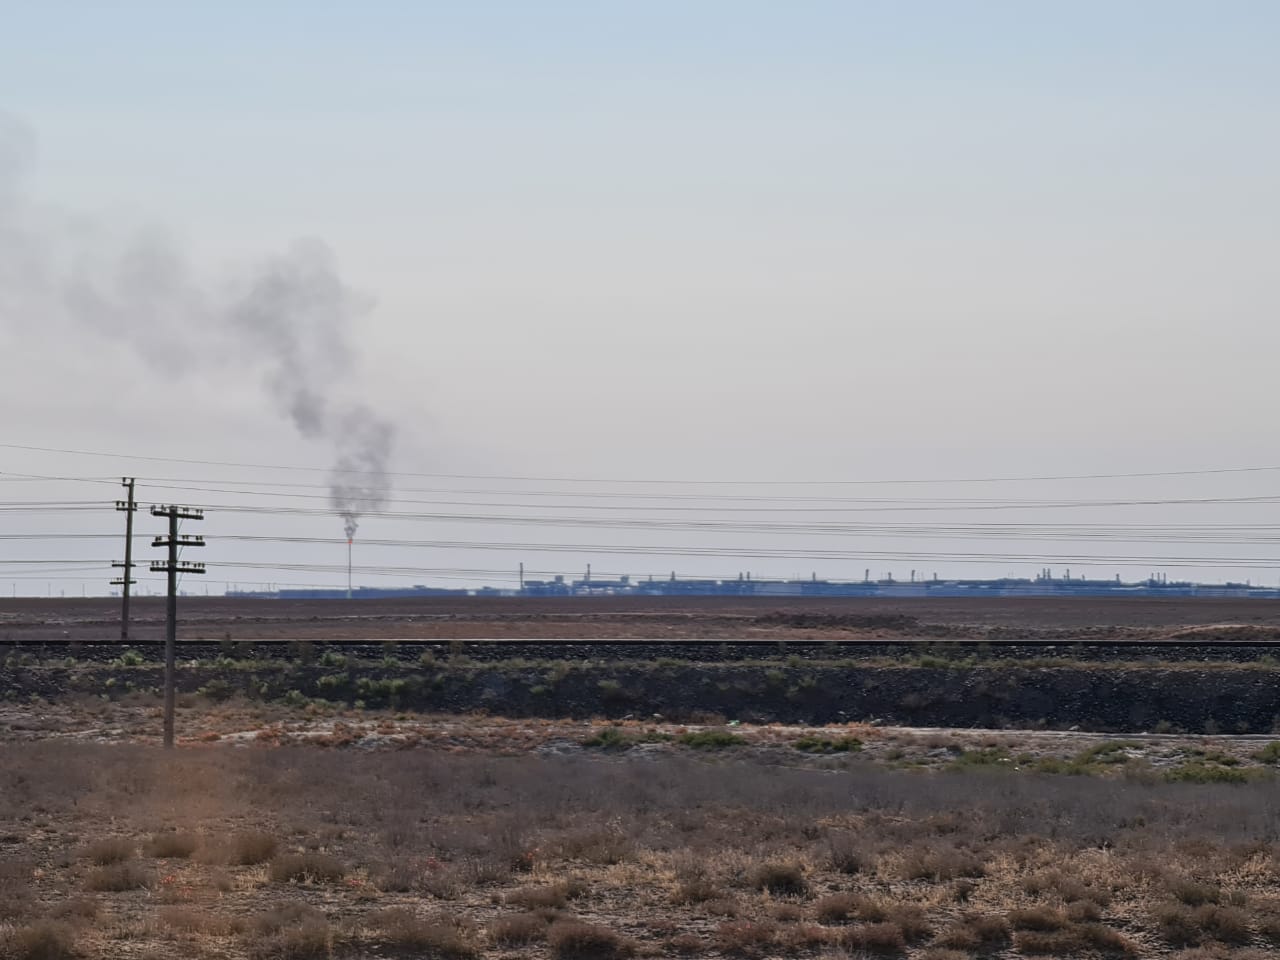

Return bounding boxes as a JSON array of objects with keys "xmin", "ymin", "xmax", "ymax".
[
  {"xmin": 246, "ymin": 920, "xmax": 331, "ymax": 960},
  {"xmin": 1167, "ymin": 878, "xmax": 1222, "ymax": 906},
  {"xmin": 0, "ymin": 860, "xmax": 34, "ymax": 921},
  {"xmin": 372, "ymin": 907, "xmax": 479, "ymax": 959},
  {"xmin": 1024, "ymin": 869, "xmax": 1111, "ymax": 906},
  {"xmin": 1192, "ymin": 904, "xmax": 1251, "ymax": 944},
  {"xmin": 884, "ymin": 903, "xmax": 932, "ymax": 943},
  {"xmin": 840, "ymin": 921, "xmax": 906, "ymax": 954},
  {"xmin": 547, "ymin": 920, "xmax": 633, "ymax": 960},
  {"xmin": 776, "ymin": 923, "xmax": 830, "ymax": 951},
  {"xmin": 419, "ymin": 866, "xmax": 463, "ymax": 899},
  {"xmin": 916, "ymin": 951, "xmax": 971, "ymax": 960},
  {"xmin": 1155, "ymin": 904, "xmax": 1202, "ymax": 946},
  {"xmin": 252, "ymin": 903, "xmax": 325, "ymax": 936},
  {"xmin": 1153, "ymin": 902, "xmax": 1250, "ymax": 947},
  {"xmin": 814, "ymin": 893, "xmax": 859, "ymax": 924},
  {"xmin": 1015, "ymin": 928, "xmax": 1088, "ymax": 955},
  {"xmin": 459, "ymin": 854, "xmax": 513, "ymax": 887},
  {"xmin": 1013, "ymin": 923, "xmax": 1135, "ymax": 957},
  {"xmin": 747, "ymin": 861, "xmax": 808, "ymax": 897},
  {"xmin": 78, "ymin": 837, "xmax": 134, "ymax": 865},
  {"xmin": 714, "ymin": 920, "xmax": 777, "ymax": 957},
  {"xmin": 489, "ymin": 913, "xmax": 547, "ymax": 945},
  {"xmin": 83, "ymin": 861, "xmax": 151, "ymax": 892},
  {"xmin": 143, "ymin": 832, "xmax": 199, "ymax": 859},
  {"xmin": 1, "ymin": 920, "xmax": 78, "ymax": 960},
  {"xmin": 769, "ymin": 903, "xmax": 804, "ymax": 923},
  {"xmin": 934, "ymin": 913, "xmax": 1010, "ymax": 950},
  {"xmin": 232, "ymin": 831, "xmax": 279, "ymax": 865},
  {"xmin": 44, "ymin": 899, "xmax": 97, "ymax": 923},
  {"xmin": 157, "ymin": 906, "xmax": 238, "ymax": 936},
  {"xmin": 899, "ymin": 846, "xmax": 985, "ymax": 881},
  {"xmin": 369, "ymin": 861, "xmax": 417, "ymax": 892},
  {"xmin": 269, "ymin": 853, "xmax": 346, "ymax": 884},
  {"xmin": 506, "ymin": 883, "xmax": 569, "ymax": 909},
  {"xmin": 826, "ymin": 831, "xmax": 869, "ymax": 874},
  {"xmin": 1257, "ymin": 909, "xmax": 1280, "ymax": 942},
  {"xmin": 1007, "ymin": 905, "xmax": 1067, "ymax": 932},
  {"xmin": 1066, "ymin": 899, "xmax": 1103, "ymax": 923},
  {"xmin": 672, "ymin": 877, "xmax": 721, "ymax": 904},
  {"xmin": 552, "ymin": 828, "xmax": 635, "ymax": 865},
  {"xmin": 664, "ymin": 932, "xmax": 707, "ymax": 955},
  {"xmin": 705, "ymin": 898, "xmax": 741, "ymax": 918},
  {"xmin": 1077, "ymin": 923, "xmax": 1140, "ymax": 955}
]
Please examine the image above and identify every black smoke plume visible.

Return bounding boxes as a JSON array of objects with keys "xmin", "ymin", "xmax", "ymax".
[{"xmin": 0, "ymin": 113, "xmax": 395, "ymax": 536}]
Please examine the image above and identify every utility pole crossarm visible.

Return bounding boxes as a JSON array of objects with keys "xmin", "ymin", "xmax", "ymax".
[{"xmin": 149, "ymin": 562, "xmax": 206, "ymax": 574}]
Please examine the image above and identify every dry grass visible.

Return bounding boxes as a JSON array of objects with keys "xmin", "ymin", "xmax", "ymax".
[
  {"xmin": 78, "ymin": 836, "xmax": 134, "ymax": 865},
  {"xmin": 83, "ymin": 861, "xmax": 151, "ymax": 892},
  {"xmin": 547, "ymin": 919, "xmax": 633, "ymax": 960},
  {"xmin": 371, "ymin": 908, "xmax": 479, "ymax": 958},
  {"xmin": 231, "ymin": 831, "xmax": 280, "ymax": 865},
  {"xmin": 505, "ymin": 882, "xmax": 570, "ymax": 909},
  {"xmin": 142, "ymin": 831, "xmax": 199, "ymax": 859},
  {"xmin": 746, "ymin": 860, "xmax": 808, "ymax": 897},
  {"xmin": 0, "ymin": 921, "xmax": 78, "ymax": 960},
  {"xmin": 488, "ymin": 912, "xmax": 547, "ymax": 945},
  {"xmin": 2, "ymin": 733, "xmax": 1280, "ymax": 959},
  {"xmin": 268, "ymin": 853, "xmax": 346, "ymax": 884}
]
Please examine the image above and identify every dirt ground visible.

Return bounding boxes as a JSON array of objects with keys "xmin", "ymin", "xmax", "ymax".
[
  {"xmin": 4, "ymin": 699, "xmax": 1280, "ymax": 959},
  {"xmin": 5, "ymin": 595, "xmax": 1280, "ymax": 643},
  {"xmin": 6, "ymin": 598, "xmax": 1280, "ymax": 958}
]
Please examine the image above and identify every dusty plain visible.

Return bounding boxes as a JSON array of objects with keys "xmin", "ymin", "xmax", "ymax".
[{"xmin": 3, "ymin": 596, "xmax": 1280, "ymax": 960}]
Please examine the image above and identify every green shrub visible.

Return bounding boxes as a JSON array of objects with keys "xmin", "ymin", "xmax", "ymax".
[
  {"xmin": 678, "ymin": 730, "xmax": 745, "ymax": 749},
  {"xmin": 1255, "ymin": 741, "xmax": 1280, "ymax": 764},
  {"xmin": 1077, "ymin": 741, "xmax": 1142, "ymax": 764},
  {"xmin": 952, "ymin": 748, "xmax": 1011, "ymax": 767},
  {"xmin": 1163, "ymin": 763, "xmax": 1251, "ymax": 784}
]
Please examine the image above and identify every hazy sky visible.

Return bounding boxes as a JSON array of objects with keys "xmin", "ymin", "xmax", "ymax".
[{"xmin": 2, "ymin": 2, "xmax": 1278, "ymax": 595}]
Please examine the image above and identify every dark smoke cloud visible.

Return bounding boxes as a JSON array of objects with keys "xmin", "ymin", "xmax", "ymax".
[
  {"xmin": 0, "ymin": 113, "xmax": 395, "ymax": 537},
  {"xmin": 329, "ymin": 406, "xmax": 394, "ymax": 540}
]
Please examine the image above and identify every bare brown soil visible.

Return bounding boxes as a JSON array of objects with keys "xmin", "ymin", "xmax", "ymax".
[
  {"xmin": 5, "ymin": 595, "xmax": 1280, "ymax": 643},
  {"xmin": 5, "ymin": 598, "xmax": 1280, "ymax": 958},
  {"xmin": 3, "ymin": 707, "xmax": 1280, "ymax": 959}
]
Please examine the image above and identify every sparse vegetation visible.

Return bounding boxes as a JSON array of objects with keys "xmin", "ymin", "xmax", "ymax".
[
  {"xmin": 5, "ymin": 634, "xmax": 1280, "ymax": 960},
  {"xmin": 268, "ymin": 853, "xmax": 347, "ymax": 884},
  {"xmin": 0, "ymin": 921, "xmax": 79, "ymax": 960},
  {"xmin": 142, "ymin": 831, "xmax": 199, "ymax": 859},
  {"xmin": 793, "ymin": 734, "xmax": 862, "ymax": 753},
  {"xmin": 677, "ymin": 729, "xmax": 746, "ymax": 748}
]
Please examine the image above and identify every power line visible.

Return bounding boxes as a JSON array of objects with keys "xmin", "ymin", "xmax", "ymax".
[{"xmin": 5, "ymin": 440, "xmax": 1280, "ymax": 486}]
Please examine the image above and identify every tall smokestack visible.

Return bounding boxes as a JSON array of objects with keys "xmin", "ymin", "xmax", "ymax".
[{"xmin": 347, "ymin": 538, "xmax": 352, "ymax": 600}]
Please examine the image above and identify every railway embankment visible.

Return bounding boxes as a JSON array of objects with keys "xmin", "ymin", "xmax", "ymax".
[{"xmin": 2, "ymin": 641, "xmax": 1279, "ymax": 733}]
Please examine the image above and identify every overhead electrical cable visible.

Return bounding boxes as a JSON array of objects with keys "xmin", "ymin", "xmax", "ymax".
[{"xmin": 5, "ymin": 441, "xmax": 1280, "ymax": 486}]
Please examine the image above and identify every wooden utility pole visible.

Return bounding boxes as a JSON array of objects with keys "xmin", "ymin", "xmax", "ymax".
[
  {"xmin": 150, "ymin": 505, "xmax": 205, "ymax": 748},
  {"xmin": 111, "ymin": 478, "xmax": 137, "ymax": 640}
]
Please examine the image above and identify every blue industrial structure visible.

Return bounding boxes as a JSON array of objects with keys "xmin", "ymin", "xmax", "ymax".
[{"xmin": 229, "ymin": 572, "xmax": 1280, "ymax": 600}]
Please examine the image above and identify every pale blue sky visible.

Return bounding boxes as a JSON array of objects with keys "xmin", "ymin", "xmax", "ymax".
[{"xmin": 2, "ymin": 2, "xmax": 1279, "ymax": 593}]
